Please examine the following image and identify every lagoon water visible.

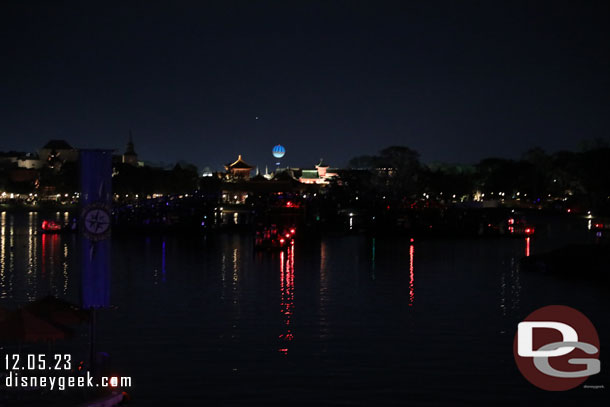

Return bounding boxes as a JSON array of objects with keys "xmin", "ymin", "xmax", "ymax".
[{"xmin": 1, "ymin": 211, "xmax": 608, "ymax": 405}]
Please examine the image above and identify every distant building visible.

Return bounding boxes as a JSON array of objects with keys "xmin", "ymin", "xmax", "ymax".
[
  {"xmin": 122, "ymin": 135, "xmax": 138, "ymax": 166},
  {"xmin": 16, "ymin": 153, "xmax": 43, "ymax": 169},
  {"xmin": 201, "ymin": 166, "xmax": 214, "ymax": 177},
  {"xmin": 38, "ymin": 140, "xmax": 78, "ymax": 169},
  {"xmin": 0, "ymin": 151, "xmax": 43, "ymax": 170},
  {"xmin": 298, "ymin": 159, "xmax": 338, "ymax": 185},
  {"xmin": 225, "ymin": 155, "xmax": 254, "ymax": 180},
  {"xmin": 375, "ymin": 167, "xmax": 396, "ymax": 177},
  {"xmin": 0, "ymin": 151, "xmax": 25, "ymax": 168}
]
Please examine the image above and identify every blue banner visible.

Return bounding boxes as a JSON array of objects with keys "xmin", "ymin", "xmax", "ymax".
[{"xmin": 79, "ymin": 149, "xmax": 113, "ymax": 309}]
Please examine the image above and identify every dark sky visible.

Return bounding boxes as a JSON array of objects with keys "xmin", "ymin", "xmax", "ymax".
[{"xmin": 1, "ymin": 1, "xmax": 608, "ymax": 171}]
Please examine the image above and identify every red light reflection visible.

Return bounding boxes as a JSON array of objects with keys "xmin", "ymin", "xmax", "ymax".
[
  {"xmin": 41, "ymin": 232, "xmax": 59, "ymax": 275},
  {"xmin": 409, "ymin": 244, "xmax": 415, "ymax": 306}
]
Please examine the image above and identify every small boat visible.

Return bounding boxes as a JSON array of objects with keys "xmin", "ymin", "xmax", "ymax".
[
  {"xmin": 254, "ymin": 224, "xmax": 296, "ymax": 250},
  {"xmin": 592, "ymin": 221, "xmax": 610, "ymax": 231},
  {"xmin": 41, "ymin": 218, "xmax": 77, "ymax": 233},
  {"xmin": 507, "ymin": 217, "xmax": 535, "ymax": 236}
]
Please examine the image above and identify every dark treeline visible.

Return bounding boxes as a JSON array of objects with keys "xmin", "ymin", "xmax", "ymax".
[
  {"xmin": 345, "ymin": 142, "xmax": 610, "ymax": 214},
  {"xmin": 112, "ymin": 163, "xmax": 199, "ymax": 196}
]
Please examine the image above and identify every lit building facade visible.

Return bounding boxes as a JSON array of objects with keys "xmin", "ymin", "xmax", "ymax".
[
  {"xmin": 225, "ymin": 155, "xmax": 254, "ymax": 180},
  {"xmin": 38, "ymin": 140, "xmax": 79, "ymax": 165},
  {"xmin": 298, "ymin": 159, "xmax": 338, "ymax": 185}
]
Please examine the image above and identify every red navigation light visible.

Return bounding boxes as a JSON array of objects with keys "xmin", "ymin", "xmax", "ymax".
[
  {"xmin": 508, "ymin": 218, "xmax": 514, "ymax": 225},
  {"xmin": 286, "ymin": 234, "xmax": 290, "ymax": 238},
  {"xmin": 410, "ymin": 238, "xmax": 414, "ymax": 242},
  {"xmin": 290, "ymin": 228, "xmax": 296, "ymax": 234},
  {"xmin": 594, "ymin": 223, "xmax": 603, "ymax": 229},
  {"xmin": 524, "ymin": 227, "xmax": 534, "ymax": 235},
  {"xmin": 567, "ymin": 208, "xmax": 571, "ymax": 213},
  {"xmin": 280, "ymin": 238, "xmax": 285, "ymax": 244}
]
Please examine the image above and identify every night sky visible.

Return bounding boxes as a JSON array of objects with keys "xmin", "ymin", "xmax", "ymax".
[{"xmin": 1, "ymin": 1, "xmax": 608, "ymax": 171}]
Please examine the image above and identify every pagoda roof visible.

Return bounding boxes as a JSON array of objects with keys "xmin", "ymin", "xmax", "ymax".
[{"xmin": 226, "ymin": 155, "xmax": 253, "ymax": 170}]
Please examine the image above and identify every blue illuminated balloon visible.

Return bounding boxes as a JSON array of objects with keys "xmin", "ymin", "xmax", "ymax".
[{"xmin": 272, "ymin": 144, "xmax": 286, "ymax": 158}]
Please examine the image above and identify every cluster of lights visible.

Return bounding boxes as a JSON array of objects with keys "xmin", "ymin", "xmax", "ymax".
[
  {"xmin": 279, "ymin": 228, "xmax": 297, "ymax": 246},
  {"xmin": 1, "ymin": 191, "xmax": 79, "ymax": 201}
]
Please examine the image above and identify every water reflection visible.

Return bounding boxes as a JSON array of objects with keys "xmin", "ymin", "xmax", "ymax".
[
  {"xmin": 42, "ymin": 233, "xmax": 71, "ymax": 297},
  {"xmin": 62, "ymin": 242, "xmax": 69, "ymax": 295},
  {"xmin": 231, "ymin": 245, "xmax": 241, "ymax": 341},
  {"xmin": 409, "ymin": 243, "xmax": 415, "ymax": 306},
  {"xmin": 500, "ymin": 256, "xmax": 521, "ymax": 317},
  {"xmin": 0, "ymin": 216, "xmax": 5, "ymax": 297},
  {"xmin": 220, "ymin": 252, "xmax": 227, "ymax": 302},
  {"xmin": 525, "ymin": 237, "xmax": 530, "ymax": 257},
  {"xmin": 0, "ymin": 218, "xmax": 605, "ymax": 405},
  {"xmin": 0, "ymin": 211, "xmax": 12, "ymax": 298},
  {"xmin": 0, "ymin": 212, "xmax": 75, "ymax": 302},
  {"xmin": 279, "ymin": 246, "xmax": 295, "ymax": 355},
  {"xmin": 162, "ymin": 240, "xmax": 167, "ymax": 283},
  {"xmin": 319, "ymin": 241, "xmax": 329, "ymax": 341},
  {"xmin": 232, "ymin": 248, "xmax": 239, "ymax": 306},
  {"xmin": 27, "ymin": 212, "xmax": 38, "ymax": 301},
  {"xmin": 153, "ymin": 239, "xmax": 167, "ymax": 284}
]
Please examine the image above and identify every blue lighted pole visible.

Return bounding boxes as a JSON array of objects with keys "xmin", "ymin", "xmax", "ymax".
[{"xmin": 79, "ymin": 149, "xmax": 113, "ymax": 375}]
